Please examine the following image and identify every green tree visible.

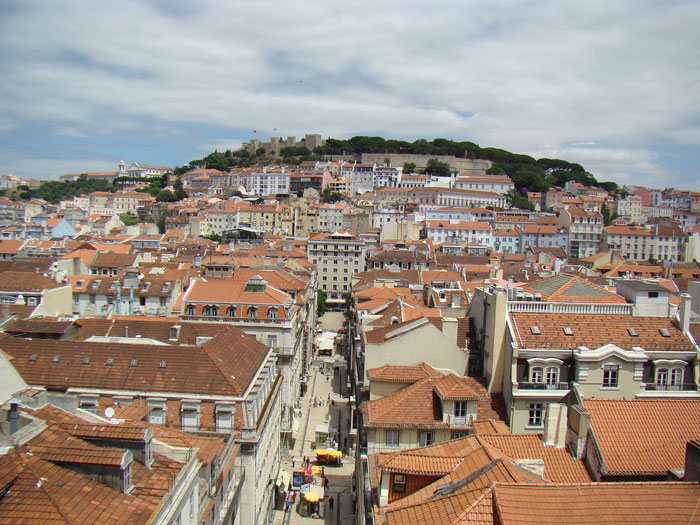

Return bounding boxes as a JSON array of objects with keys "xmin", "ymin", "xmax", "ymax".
[
  {"xmin": 320, "ymin": 187, "xmax": 343, "ymax": 203},
  {"xmin": 173, "ymin": 178, "xmax": 187, "ymax": 200},
  {"xmin": 425, "ymin": 159, "xmax": 452, "ymax": 176},
  {"xmin": 119, "ymin": 212, "xmax": 139, "ymax": 226},
  {"xmin": 506, "ymin": 189, "xmax": 535, "ymax": 211},
  {"xmin": 601, "ymin": 203, "xmax": 618, "ymax": 226},
  {"xmin": 156, "ymin": 189, "xmax": 177, "ymax": 202},
  {"xmin": 403, "ymin": 162, "xmax": 416, "ymax": 173},
  {"xmin": 317, "ymin": 290, "xmax": 327, "ymax": 317},
  {"xmin": 203, "ymin": 233, "xmax": 222, "ymax": 243}
]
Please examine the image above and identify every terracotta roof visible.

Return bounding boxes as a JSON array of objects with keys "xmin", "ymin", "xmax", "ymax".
[
  {"xmin": 583, "ymin": 398, "xmax": 700, "ymax": 476},
  {"xmin": 89, "ymin": 251, "xmax": 138, "ymax": 268},
  {"xmin": 0, "ymin": 451, "xmax": 155, "ymax": 523},
  {"xmin": 4, "ymin": 318, "xmax": 74, "ymax": 335},
  {"xmin": 184, "ymin": 277, "xmax": 292, "ymax": 306},
  {"xmin": 1, "ymin": 325, "xmax": 269, "ymax": 396},
  {"xmin": 0, "ymin": 271, "xmax": 63, "ymax": 292},
  {"xmin": 510, "ymin": 313, "xmax": 694, "ymax": 351},
  {"xmin": 76, "ymin": 316, "xmax": 228, "ymax": 345},
  {"xmin": 472, "ymin": 420, "xmax": 511, "ymax": 435},
  {"xmin": 519, "ymin": 274, "xmax": 624, "ymax": 303},
  {"xmin": 433, "ymin": 374, "xmax": 479, "ymax": 400},
  {"xmin": 367, "ymin": 362, "xmax": 443, "ymax": 383},
  {"xmin": 364, "ymin": 375, "xmax": 478, "ymax": 429},
  {"xmin": 477, "ymin": 434, "xmax": 591, "ymax": 483},
  {"xmin": 364, "ymin": 317, "xmax": 433, "ymax": 344},
  {"xmin": 490, "ymin": 482, "xmax": 700, "ymax": 524}
]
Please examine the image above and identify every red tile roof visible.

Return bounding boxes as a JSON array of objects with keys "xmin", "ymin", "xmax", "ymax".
[
  {"xmin": 0, "ymin": 451, "xmax": 155, "ymax": 523},
  {"xmin": 510, "ymin": 313, "xmax": 694, "ymax": 351},
  {"xmin": 2, "ymin": 325, "xmax": 269, "ymax": 396},
  {"xmin": 584, "ymin": 398, "xmax": 700, "ymax": 476},
  {"xmin": 490, "ymin": 482, "xmax": 700, "ymax": 524}
]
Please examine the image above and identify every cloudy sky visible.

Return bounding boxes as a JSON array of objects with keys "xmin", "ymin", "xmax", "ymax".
[{"xmin": 1, "ymin": 0, "xmax": 699, "ymax": 190}]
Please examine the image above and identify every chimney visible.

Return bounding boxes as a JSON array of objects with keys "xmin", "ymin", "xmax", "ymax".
[{"xmin": 680, "ymin": 293, "xmax": 692, "ymax": 333}]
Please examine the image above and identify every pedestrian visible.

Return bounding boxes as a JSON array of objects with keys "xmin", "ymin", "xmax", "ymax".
[
  {"xmin": 329, "ymin": 496, "xmax": 334, "ymax": 510},
  {"xmin": 331, "ymin": 399, "xmax": 334, "ymax": 407},
  {"xmin": 292, "ymin": 457, "xmax": 295, "ymax": 468},
  {"xmin": 292, "ymin": 492, "xmax": 297, "ymax": 504},
  {"xmin": 285, "ymin": 498, "xmax": 290, "ymax": 512}
]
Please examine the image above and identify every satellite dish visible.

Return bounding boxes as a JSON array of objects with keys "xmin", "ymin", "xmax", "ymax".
[{"xmin": 104, "ymin": 407, "xmax": 115, "ymax": 419}]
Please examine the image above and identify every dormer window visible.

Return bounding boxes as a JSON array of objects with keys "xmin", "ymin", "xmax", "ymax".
[
  {"xmin": 268, "ymin": 307, "xmax": 278, "ymax": 319},
  {"xmin": 248, "ymin": 306, "xmax": 258, "ymax": 319},
  {"xmin": 92, "ymin": 280, "xmax": 101, "ymax": 290},
  {"xmin": 226, "ymin": 306, "xmax": 236, "ymax": 319},
  {"xmin": 185, "ymin": 304, "xmax": 195, "ymax": 316}
]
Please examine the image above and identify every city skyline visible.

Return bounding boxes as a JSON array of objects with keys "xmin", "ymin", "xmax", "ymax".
[{"xmin": 1, "ymin": 1, "xmax": 700, "ymax": 191}]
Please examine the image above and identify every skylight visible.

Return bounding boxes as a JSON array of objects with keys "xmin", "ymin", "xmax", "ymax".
[
  {"xmin": 130, "ymin": 359, "xmax": 138, "ymax": 367},
  {"xmin": 106, "ymin": 358, "xmax": 114, "ymax": 365},
  {"xmin": 659, "ymin": 328, "xmax": 671, "ymax": 337},
  {"xmin": 563, "ymin": 327, "xmax": 573, "ymax": 336},
  {"xmin": 83, "ymin": 357, "xmax": 90, "ymax": 365},
  {"xmin": 627, "ymin": 328, "xmax": 638, "ymax": 337},
  {"xmin": 530, "ymin": 326, "xmax": 541, "ymax": 335}
]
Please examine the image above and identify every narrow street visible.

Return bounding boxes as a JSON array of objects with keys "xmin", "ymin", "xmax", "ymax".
[{"xmin": 274, "ymin": 312, "xmax": 356, "ymax": 524}]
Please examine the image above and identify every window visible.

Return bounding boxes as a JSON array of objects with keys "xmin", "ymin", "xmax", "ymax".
[
  {"xmin": 267, "ymin": 335, "xmax": 277, "ymax": 349},
  {"xmin": 385, "ymin": 429, "xmax": 399, "ymax": 447},
  {"xmin": 392, "ymin": 473, "xmax": 406, "ymax": 494},
  {"xmin": 247, "ymin": 306, "xmax": 257, "ymax": 318},
  {"xmin": 454, "ymin": 401, "xmax": 468, "ymax": 418},
  {"xmin": 122, "ymin": 461, "xmax": 132, "ymax": 493},
  {"xmin": 185, "ymin": 304, "xmax": 195, "ymax": 316},
  {"xmin": 268, "ymin": 307, "xmax": 277, "ymax": 319},
  {"xmin": 419, "ymin": 430, "xmax": 434, "ymax": 447},
  {"xmin": 527, "ymin": 403, "xmax": 543, "ymax": 427},
  {"xmin": 530, "ymin": 366, "xmax": 543, "ymax": 383},
  {"xmin": 226, "ymin": 306, "xmax": 236, "ymax": 319},
  {"xmin": 451, "ymin": 430, "xmax": 469, "ymax": 439},
  {"xmin": 148, "ymin": 406, "xmax": 165, "ymax": 425},
  {"xmin": 545, "ymin": 367, "xmax": 559, "ymax": 388},
  {"xmin": 181, "ymin": 405, "xmax": 199, "ymax": 430},
  {"xmin": 602, "ymin": 364, "xmax": 619, "ymax": 388},
  {"xmin": 79, "ymin": 396, "xmax": 99, "ymax": 414},
  {"xmin": 670, "ymin": 368, "xmax": 684, "ymax": 390},
  {"xmin": 203, "ymin": 305, "xmax": 219, "ymax": 317},
  {"xmin": 656, "ymin": 368, "xmax": 668, "ymax": 388},
  {"xmin": 216, "ymin": 409, "xmax": 233, "ymax": 432}
]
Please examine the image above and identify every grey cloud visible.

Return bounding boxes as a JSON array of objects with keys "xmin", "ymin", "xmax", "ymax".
[{"xmin": 1, "ymin": 0, "xmax": 699, "ymax": 190}]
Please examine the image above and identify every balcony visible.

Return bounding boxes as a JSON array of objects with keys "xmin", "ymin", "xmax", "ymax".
[
  {"xmin": 446, "ymin": 414, "xmax": 474, "ymax": 427},
  {"xmin": 507, "ymin": 301, "xmax": 633, "ymax": 315},
  {"xmin": 517, "ymin": 381, "xmax": 572, "ymax": 391},
  {"xmin": 643, "ymin": 382, "xmax": 697, "ymax": 392}
]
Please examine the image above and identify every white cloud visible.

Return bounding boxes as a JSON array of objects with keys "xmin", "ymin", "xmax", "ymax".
[{"xmin": 0, "ymin": 0, "xmax": 699, "ymax": 190}]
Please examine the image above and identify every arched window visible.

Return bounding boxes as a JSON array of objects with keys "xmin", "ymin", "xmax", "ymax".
[
  {"xmin": 203, "ymin": 305, "xmax": 219, "ymax": 318},
  {"xmin": 530, "ymin": 367, "xmax": 543, "ymax": 383},
  {"xmin": 185, "ymin": 304, "xmax": 195, "ymax": 316},
  {"xmin": 545, "ymin": 367, "xmax": 559, "ymax": 388},
  {"xmin": 226, "ymin": 306, "xmax": 236, "ymax": 319},
  {"xmin": 267, "ymin": 307, "xmax": 277, "ymax": 319},
  {"xmin": 247, "ymin": 306, "xmax": 257, "ymax": 319}
]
